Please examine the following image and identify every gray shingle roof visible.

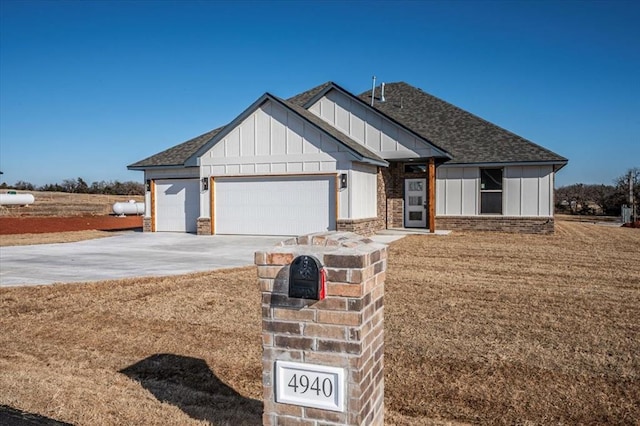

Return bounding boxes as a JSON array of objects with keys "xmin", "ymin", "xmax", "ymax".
[
  {"xmin": 129, "ymin": 81, "xmax": 567, "ymax": 170},
  {"xmin": 359, "ymin": 82, "xmax": 567, "ymax": 165},
  {"xmin": 287, "ymin": 82, "xmax": 333, "ymax": 107},
  {"xmin": 128, "ymin": 127, "xmax": 223, "ymax": 169}
]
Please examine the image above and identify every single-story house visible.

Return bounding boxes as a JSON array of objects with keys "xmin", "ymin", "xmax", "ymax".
[{"xmin": 128, "ymin": 81, "xmax": 567, "ymax": 236}]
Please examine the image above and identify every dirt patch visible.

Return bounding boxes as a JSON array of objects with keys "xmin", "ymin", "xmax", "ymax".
[{"xmin": 0, "ymin": 215, "xmax": 142, "ymax": 235}]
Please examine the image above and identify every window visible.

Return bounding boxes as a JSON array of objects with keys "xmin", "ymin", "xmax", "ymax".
[
  {"xmin": 404, "ymin": 164, "xmax": 427, "ymax": 173},
  {"xmin": 480, "ymin": 168, "xmax": 503, "ymax": 214},
  {"xmin": 408, "ymin": 181, "xmax": 423, "ymax": 191}
]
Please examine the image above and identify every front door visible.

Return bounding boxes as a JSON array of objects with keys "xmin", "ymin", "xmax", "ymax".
[{"xmin": 404, "ymin": 178, "xmax": 427, "ymax": 228}]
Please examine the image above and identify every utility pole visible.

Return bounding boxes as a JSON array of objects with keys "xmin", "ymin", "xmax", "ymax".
[{"xmin": 631, "ymin": 171, "xmax": 636, "ymax": 222}]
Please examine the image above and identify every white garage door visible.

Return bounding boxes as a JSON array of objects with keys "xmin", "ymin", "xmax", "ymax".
[
  {"xmin": 215, "ymin": 175, "xmax": 336, "ymax": 235},
  {"xmin": 155, "ymin": 179, "xmax": 200, "ymax": 233}
]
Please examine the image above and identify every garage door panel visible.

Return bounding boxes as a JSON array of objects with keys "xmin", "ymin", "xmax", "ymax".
[
  {"xmin": 215, "ymin": 176, "xmax": 335, "ymax": 235},
  {"xmin": 155, "ymin": 179, "xmax": 199, "ymax": 233}
]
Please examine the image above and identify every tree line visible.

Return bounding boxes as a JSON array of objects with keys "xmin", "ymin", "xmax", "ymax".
[
  {"xmin": 0, "ymin": 177, "xmax": 144, "ymax": 196},
  {"xmin": 555, "ymin": 168, "xmax": 639, "ymax": 216},
  {"xmin": 1, "ymin": 168, "xmax": 637, "ymax": 216}
]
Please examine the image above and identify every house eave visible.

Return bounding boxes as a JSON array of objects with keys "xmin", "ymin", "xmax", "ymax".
[
  {"xmin": 440, "ymin": 160, "xmax": 568, "ymax": 169},
  {"xmin": 127, "ymin": 164, "xmax": 198, "ymax": 171},
  {"xmin": 356, "ymin": 157, "xmax": 389, "ymax": 167}
]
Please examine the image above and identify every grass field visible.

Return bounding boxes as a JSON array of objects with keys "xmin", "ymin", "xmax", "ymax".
[
  {"xmin": 0, "ymin": 222, "xmax": 638, "ymax": 425},
  {"xmin": 0, "ymin": 230, "xmax": 121, "ymax": 246},
  {"xmin": 0, "ymin": 190, "xmax": 144, "ymax": 217}
]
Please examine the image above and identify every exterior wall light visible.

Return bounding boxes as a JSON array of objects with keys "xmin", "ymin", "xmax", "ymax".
[
  {"xmin": 145, "ymin": 179, "xmax": 151, "ymax": 192},
  {"xmin": 340, "ymin": 173, "xmax": 348, "ymax": 189},
  {"xmin": 201, "ymin": 177, "xmax": 209, "ymax": 191}
]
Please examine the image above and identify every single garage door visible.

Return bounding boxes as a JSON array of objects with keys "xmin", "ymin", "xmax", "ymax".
[
  {"xmin": 155, "ymin": 179, "xmax": 200, "ymax": 233},
  {"xmin": 215, "ymin": 175, "xmax": 336, "ymax": 235}
]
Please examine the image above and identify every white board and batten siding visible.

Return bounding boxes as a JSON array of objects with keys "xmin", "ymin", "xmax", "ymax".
[
  {"xmin": 348, "ymin": 163, "xmax": 378, "ymax": 219},
  {"xmin": 200, "ymin": 100, "xmax": 354, "ymax": 177},
  {"xmin": 308, "ymin": 89, "xmax": 442, "ymax": 159},
  {"xmin": 503, "ymin": 165, "xmax": 554, "ymax": 216},
  {"xmin": 436, "ymin": 165, "xmax": 554, "ymax": 217},
  {"xmin": 436, "ymin": 167, "xmax": 479, "ymax": 216}
]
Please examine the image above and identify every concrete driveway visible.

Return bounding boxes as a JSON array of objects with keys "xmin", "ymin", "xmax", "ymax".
[
  {"xmin": 0, "ymin": 232, "xmax": 286, "ymax": 287},
  {"xmin": 0, "ymin": 231, "xmax": 406, "ymax": 287}
]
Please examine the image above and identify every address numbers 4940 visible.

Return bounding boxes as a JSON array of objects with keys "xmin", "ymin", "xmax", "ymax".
[{"xmin": 274, "ymin": 361, "xmax": 345, "ymax": 412}]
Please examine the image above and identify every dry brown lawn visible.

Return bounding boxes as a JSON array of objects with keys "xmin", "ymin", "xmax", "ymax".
[
  {"xmin": 0, "ymin": 191, "xmax": 143, "ymax": 217},
  {"xmin": 0, "ymin": 230, "xmax": 128, "ymax": 247},
  {"xmin": 1, "ymin": 221, "xmax": 638, "ymax": 425}
]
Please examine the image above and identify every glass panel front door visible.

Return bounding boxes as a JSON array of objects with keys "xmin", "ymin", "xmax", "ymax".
[{"xmin": 404, "ymin": 178, "xmax": 427, "ymax": 227}]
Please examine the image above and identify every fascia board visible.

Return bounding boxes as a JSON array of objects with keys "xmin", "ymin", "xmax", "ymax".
[
  {"xmin": 127, "ymin": 164, "xmax": 198, "ymax": 171},
  {"xmin": 439, "ymin": 160, "xmax": 569, "ymax": 169},
  {"xmin": 357, "ymin": 157, "xmax": 389, "ymax": 167}
]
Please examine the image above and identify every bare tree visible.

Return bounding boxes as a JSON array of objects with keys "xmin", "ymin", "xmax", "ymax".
[
  {"xmin": 555, "ymin": 172, "xmax": 637, "ymax": 216},
  {"xmin": 555, "ymin": 183, "xmax": 589, "ymax": 214},
  {"xmin": 13, "ymin": 181, "xmax": 35, "ymax": 191}
]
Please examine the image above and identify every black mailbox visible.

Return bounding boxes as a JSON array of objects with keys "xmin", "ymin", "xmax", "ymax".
[{"xmin": 289, "ymin": 255, "xmax": 326, "ymax": 300}]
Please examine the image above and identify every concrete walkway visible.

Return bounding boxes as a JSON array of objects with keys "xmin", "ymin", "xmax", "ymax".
[{"xmin": 0, "ymin": 231, "xmax": 411, "ymax": 287}]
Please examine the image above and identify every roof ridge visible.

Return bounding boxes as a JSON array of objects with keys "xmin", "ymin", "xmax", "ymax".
[{"xmin": 287, "ymin": 81, "xmax": 335, "ymax": 106}]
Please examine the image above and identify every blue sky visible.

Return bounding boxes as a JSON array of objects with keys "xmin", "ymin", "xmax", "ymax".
[{"xmin": 1, "ymin": 0, "xmax": 638, "ymax": 188}]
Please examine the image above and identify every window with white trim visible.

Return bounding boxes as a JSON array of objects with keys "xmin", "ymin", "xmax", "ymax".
[{"xmin": 480, "ymin": 168, "xmax": 503, "ymax": 214}]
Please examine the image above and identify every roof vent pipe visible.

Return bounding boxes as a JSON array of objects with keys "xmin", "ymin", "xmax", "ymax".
[
  {"xmin": 371, "ymin": 75, "xmax": 376, "ymax": 106},
  {"xmin": 381, "ymin": 82, "xmax": 386, "ymax": 102}
]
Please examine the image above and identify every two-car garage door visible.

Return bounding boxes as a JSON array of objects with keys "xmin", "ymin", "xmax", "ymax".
[{"xmin": 214, "ymin": 175, "xmax": 336, "ymax": 236}]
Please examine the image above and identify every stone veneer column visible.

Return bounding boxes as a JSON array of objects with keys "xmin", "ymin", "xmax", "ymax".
[
  {"xmin": 196, "ymin": 217, "xmax": 212, "ymax": 235},
  {"xmin": 142, "ymin": 217, "xmax": 152, "ymax": 232},
  {"xmin": 255, "ymin": 232, "xmax": 386, "ymax": 426}
]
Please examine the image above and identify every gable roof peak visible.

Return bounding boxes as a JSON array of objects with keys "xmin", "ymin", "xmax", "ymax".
[{"xmin": 287, "ymin": 81, "xmax": 336, "ymax": 106}]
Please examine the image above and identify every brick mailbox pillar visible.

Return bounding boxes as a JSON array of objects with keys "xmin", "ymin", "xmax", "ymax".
[{"xmin": 255, "ymin": 232, "xmax": 386, "ymax": 426}]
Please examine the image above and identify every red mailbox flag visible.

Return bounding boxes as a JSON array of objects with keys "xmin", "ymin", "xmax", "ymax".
[{"xmin": 319, "ymin": 268, "xmax": 326, "ymax": 301}]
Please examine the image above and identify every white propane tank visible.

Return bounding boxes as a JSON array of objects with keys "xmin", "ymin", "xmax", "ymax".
[
  {"xmin": 112, "ymin": 200, "xmax": 145, "ymax": 216},
  {"xmin": 0, "ymin": 193, "xmax": 35, "ymax": 205}
]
